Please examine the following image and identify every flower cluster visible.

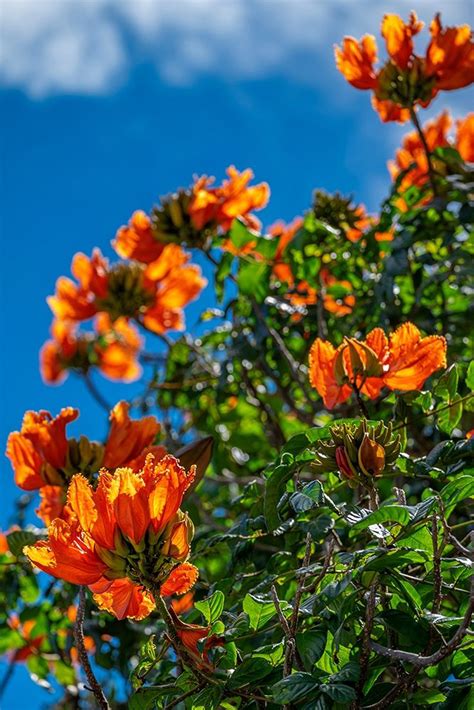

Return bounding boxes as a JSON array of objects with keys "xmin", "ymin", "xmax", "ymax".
[
  {"xmin": 309, "ymin": 322, "xmax": 447, "ymax": 409},
  {"xmin": 6, "ymin": 402, "xmax": 163, "ymax": 524},
  {"xmin": 270, "ymin": 218, "xmax": 356, "ymax": 318},
  {"xmin": 40, "ymin": 314, "xmax": 142, "ymax": 385},
  {"xmin": 48, "ymin": 244, "xmax": 206, "ymax": 336},
  {"xmin": 312, "ymin": 420, "xmax": 401, "ymax": 488},
  {"xmin": 25, "ymin": 454, "xmax": 198, "ymax": 620},
  {"xmin": 335, "ymin": 12, "xmax": 474, "ymax": 122},
  {"xmin": 188, "ymin": 166, "xmax": 270, "ymax": 233},
  {"xmin": 114, "ymin": 166, "xmax": 269, "ymax": 260},
  {"xmin": 389, "ymin": 111, "xmax": 474, "ymax": 204}
]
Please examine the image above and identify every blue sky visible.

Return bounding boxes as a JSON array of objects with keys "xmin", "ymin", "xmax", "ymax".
[{"xmin": 0, "ymin": 1, "xmax": 472, "ymax": 707}]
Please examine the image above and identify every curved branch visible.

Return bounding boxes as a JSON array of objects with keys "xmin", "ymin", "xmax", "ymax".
[
  {"xmin": 370, "ymin": 577, "xmax": 474, "ymax": 668},
  {"xmin": 74, "ymin": 587, "xmax": 110, "ymax": 710}
]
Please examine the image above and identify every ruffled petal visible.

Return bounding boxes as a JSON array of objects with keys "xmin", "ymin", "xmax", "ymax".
[
  {"xmin": 91, "ymin": 578, "xmax": 155, "ymax": 620},
  {"xmin": 160, "ymin": 563, "xmax": 199, "ymax": 596}
]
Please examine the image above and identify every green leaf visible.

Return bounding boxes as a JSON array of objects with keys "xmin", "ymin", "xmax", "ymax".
[
  {"xmin": 227, "ymin": 658, "xmax": 273, "ymax": 689},
  {"xmin": 195, "ymin": 590, "xmax": 225, "ymax": 624},
  {"xmin": 130, "ymin": 635, "xmax": 156, "ymax": 690},
  {"xmin": 129, "ymin": 687, "xmax": 182, "ymax": 710},
  {"xmin": 264, "ymin": 459, "xmax": 294, "ymax": 532},
  {"xmin": 290, "ymin": 481, "xmax": 324, "ymax": 513},
  {"xmin": 54, "ymin": 660, "xmax": 75, "ymax": 686},
  {"xmin": 321, "ymin": 683, "xmax": 357, "ymax": 702},
  {"xmin": 435, "ymin": 364, "xmax": 459, "ymax": 402},
  {"xmin": 349, "ymin": 505, "xmax": 411, "ymax": 534},
  {"xmin": 19, "ymin": 574, "xmax": 40, "ymax": 604},
  {"xmin": 7, "ymin": 530, "xmax": 40, "ymax": 557},
  {"xmin": 438, "ymin": 396, "xmax": 463, "ymax": 434},
  {"xmin": 364, "ymin": 549, "xmax": 429, "ymax": 572},
  {"xmin": 191, "ymin": 685, "xmax": 223, "ymax": 710},
  {"xmin": 230, "ymin": 219, "xmax": 256, "ymax": 249},
  {"xmin": 439, "ymin": 475, "xmax": 474, "ymax": 516},
  {"xmin": 296, "ymin": 631, "xmax": 327, "ymax": 670},
  {"xmin": 237, "ymin": 260, "xmax": 270, "ymax": 302},
  {"xmin": 243, "ymin": 593, "xmax": 279, "ymax": 630},
  {"xmin": 272, "ymin": 673, "xmax": 320, "ymax": 705},
  {"xmin": 466, "ymin": 361, "xmax": 474, "ymax": 391}
]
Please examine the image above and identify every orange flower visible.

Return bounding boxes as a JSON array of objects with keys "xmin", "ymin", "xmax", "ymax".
[
  {"xmin": 7, "ymin": 402, "xmax": 163, "ymax": 519},
  {"xmin": 370, "ymin": 96, "xmax": 410, "ymax": 124},
  {"xmin": 381, "ymin": 12, "xmax": 424, "ymax": 70},
  {"xmin": 456, "ymin": 113, "xmax": 474, "ymax": 162},
  {"xmin": 268, "ymin": 217, "xmax": 303, "ymax": 285},
  {"xmin": 426, "ymin": 14, "xmax": 474, "ymax": 90},
  {"xmin": 345, "ymin": 205, "xmax": 373, "ymax": 243},
  {"xmin": 94, "ymin": 314, "xmax": 142, "ymax": 382},
  {"xmin": 171, "ymin": 591, "xmax": 194, "ymax": 615},
  {"xmin": 336, "ymin": 13, "xmax": 474, "ymax": 123},
  {"xmin": 113, "ymin": 210, "xmax": 165, "ymax": 264},
  {"xmin": 320, "ymin": 269, "xmax": 355, "ymax": 317},
  {"xmin": 6, "ymin": 408, "xmax": 78, "ymax": 490},
  {"xmin": 383, "ymin": 322, "xmax": 447, "ymax": 391},
  {"xmin": 286, "ymin": 280, "xmax": 318, "ymax": 319},
  {"xmin": 188, "ymin": 166, "xmax": 269, "ymax": 233},
  {"xmin": 25, "ymin": 454, "xmax": 198, "ymax": 620},
  {"xmin": 388, "ymin": 111, "xmax": 473, "ymax": 205},
  {"xmin": 0, "ymin": 531, "xmax": 9, "ymax": 554},
  {"xmin": 309, "ymin": 323, "xmax": 447, "ymax": 409},
  {"xmin": 142, "ymin": 246, "xmax": 207, "ymax": 334},
  {"xmin": 170, "ymin": 608, "xmax": 224, "ymax": 670},
  {"xmin": 389, "ymin": 110, "xmax": 451, "ymax": 189},
  {"xmin": 103, "ymin": 401, "xmax": 160, "ymax": 469},
  {"xmin": 334, "ymin": 35, "xmax": 378, "ymax": 90},
  {"xmin": 48, "ymin": 249, "xmax": 108, "ymax": 321},
  {"xmin": 48, "ymin": 246, "xmax": 205, "ymax": 336},
  {"xmin": 36, "ymin": 485, "xmax": 68, "ymax": 526},
  {"xmin": 8, "ymin": 616, "xmax": 45, "ymax": 663},
  {"xmin": 40, "ymin": 321, "xmax": 79, "ymax": 384},
  {"xmin": 41, "ymin": 315, "xmax": 143, "ymax": 385}
]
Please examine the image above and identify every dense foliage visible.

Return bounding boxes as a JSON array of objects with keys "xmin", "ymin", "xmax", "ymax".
[{"xmin": 1, "ymin": 10, "xmax": 473, "ymax": 710}]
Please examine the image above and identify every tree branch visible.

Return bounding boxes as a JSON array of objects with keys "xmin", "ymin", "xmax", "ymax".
[
  {"xmin": 82, "ymin": 372, "xmax": 111, "ymax": 413},
  {"xmin": 369, "ymin": 576, "xmax": 474, "ymax": 668},
  {"xmin": 74, "ymin": 587, "xmax": 110, "ymax": 710}
]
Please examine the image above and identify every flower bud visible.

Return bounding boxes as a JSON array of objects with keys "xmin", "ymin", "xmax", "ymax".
[
  {"xmin": 312, "ymin": 419, "xmax": 401, "ymax": 489},
  {"xmin": 334, "ymin": 347, "xmax": 348, "ymax": 385},
  {"xmin": 358, "ymin": 433, "xmax": 386, "ymax": 478},
  {"xmin": 335, "ymin": 446, "xmax": 358, "ymax": 481}
]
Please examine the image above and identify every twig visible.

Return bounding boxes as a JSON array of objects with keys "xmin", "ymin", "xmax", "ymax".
[
  {"xmin": 241, "ymin": 369, "xmax": 285, "ymax": 447},
  {"xmin": 285, "ymin": 534, "xmax": 312, "ymax": 675},
  {"xmin": 352, "ymin": 383, "xmax": 369, "ymax": 418},
  {"xmin": 82, "ymin": 372, "xmax": 111, "ymax": 413},
  {"xmin": 163, "ymin": 683, "xmax": 205, "ymax": 709},
  {"xmin": 369, "ymin": 576, "xmax": 474, "ymax": 668},
  {"xmin": 270, "ymin": 584, "xmax": 292, "ymax": 639},
  {"xmin": 74, "ymin": 587, "xmax": 110, "ymax": 710},
  {"xmin": 409, "ymin": 106, "xmax": 439, "ymax": 197},
  {"xmin": 392, "ymin": 393, "xmax": 474, "ymax": 432},
  {"xmin": 257, "ymin": 353, "xmax": 315, "ymax": 425},
  {"xmin": 304, "ymin": 535, "xmax": 336, "ymax": 594},
  {"xmin": 354, "ymin": 584, "xmax": 378, "ymax": 705},
  {"xmin": 154, "ymin": 595, "xmax": 218, "ymax": 686},
  {"xmin": 431, "ymin": 514, "xmax": 443, "ymax": 615},
  {"xmin": 0, "ymin": 660, "xmax": 15, "ymax": 702}
]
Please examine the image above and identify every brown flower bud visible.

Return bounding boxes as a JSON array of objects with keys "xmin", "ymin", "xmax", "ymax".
[{"xmin": 358, "ymin": 433, "xmax": 386, "ymax": 478}]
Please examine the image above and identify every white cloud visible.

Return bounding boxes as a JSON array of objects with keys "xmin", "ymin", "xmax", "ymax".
[{"xmin": 0, "ymin": 0, "xmax": 472, "ymax": 97}]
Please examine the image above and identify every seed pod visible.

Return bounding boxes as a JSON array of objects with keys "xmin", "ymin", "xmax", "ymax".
[{"xmin": 312, "ymin": 418, "xmax": 401, "ymax": 488}]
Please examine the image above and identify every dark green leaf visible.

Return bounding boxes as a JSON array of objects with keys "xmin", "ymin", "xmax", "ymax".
[{"xmin": 272, "ymin": 672, "xmax": 320, "ymax": 705}]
